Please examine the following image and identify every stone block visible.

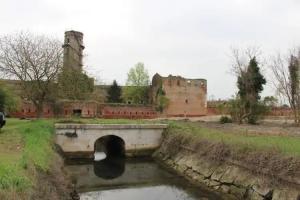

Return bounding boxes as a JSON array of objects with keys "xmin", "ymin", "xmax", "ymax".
[
  {"xmin": 229, "ymin": 185, "xmax": 247, "ymax": 199},
  {"xmin": 220, "ymin": 185, "xmax": 231, "ymax": 193},
  {"xmin": 211, "ymin": 165, "xmax": 228, "ymax": 181},
  {"xmin": 220, "ymin": 165, "xmax": 240, "ymax": 184},
  {"xmin": 272, "ymin": 189, "xmax": 300, "ymax": 200},
  {"xmin": 252, "ymin": 182, "xmax": 272, "ymax": 196}
]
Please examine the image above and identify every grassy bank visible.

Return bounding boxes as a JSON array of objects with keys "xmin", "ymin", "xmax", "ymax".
[
  {"xmin": 162, "ymin": 121, "xmax": 300, "ymax": 184},
  {"xmin": 168, "ymin": 121, "xmax": 300, "ymax": 156},
  {"xmin": 0, "ymin": 117, "xmax": 152, "ymax": 199},
  {"xmin": 0, "ymin": 119, "xmax": 54, "ymax": 199}
]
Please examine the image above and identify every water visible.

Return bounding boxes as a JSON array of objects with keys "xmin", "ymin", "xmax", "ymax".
[
  {"xmin": 94, "ymin": 152, "xmax": 107, "ymax": 161},
  {"xmin": 65, "ymin": 157, "xmax": 226, "ymax": 200}
]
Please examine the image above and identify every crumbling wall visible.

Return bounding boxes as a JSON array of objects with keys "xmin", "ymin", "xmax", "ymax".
[{"xmin": 152, "ymin": 74, "xmax": 207, "ymax": 117}]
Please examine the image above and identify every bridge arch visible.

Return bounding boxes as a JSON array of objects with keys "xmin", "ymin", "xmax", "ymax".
[{"xmin": 94, "ymin": 135, "xmax": 125, "ymax": 158}]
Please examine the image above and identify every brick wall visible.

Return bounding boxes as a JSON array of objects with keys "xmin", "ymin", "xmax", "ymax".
[
  {"xmin": 9, "ymin": 101, "xmax": 157, "ymax": 119},
  {"xmin": 10, "ymin": 102, "xmax": 54, "ymax": 118},
  {"xmin": 151, "ymin": 74, "xmax": 207, "ymax": 117},
  {"xmin": 62, "ymin": 101, "xmax": 98, "ymax": 118},
  {"xmin": 268, "ymin": 107, "xmax": 293, "ymax": 117},
  {"xmin": 101, "ymin": 105, "xmax": 157, "ymax": 119},
  {"xmin": 206, "ymin": 105, "xmax": 294, "ymax": 118}
]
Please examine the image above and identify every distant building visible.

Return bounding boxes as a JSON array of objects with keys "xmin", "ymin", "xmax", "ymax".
[
  {"xmin": 3, "ymin": 30, "xmax": 207, "ymax": 119},
  {"xmin": 151, "ymin": 73, "xmax": 207, "ymax": 117},
  {"xmin": 62, "ymin": 30, "xmax": 85, "ymax": 71}
]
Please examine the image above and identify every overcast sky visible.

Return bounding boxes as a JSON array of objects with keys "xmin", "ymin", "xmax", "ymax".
[{"xmin": 1, "ymin": 0, "xmax": 300, "ymax": 99}]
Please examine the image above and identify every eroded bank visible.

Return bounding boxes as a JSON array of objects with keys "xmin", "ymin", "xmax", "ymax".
[{"xmin": 153, "ymin": 122, "xmax": 300, "ymax": 200}]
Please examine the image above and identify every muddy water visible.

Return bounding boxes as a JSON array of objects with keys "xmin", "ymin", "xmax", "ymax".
[{"xmin": 65, "ymin": 157, "xmax": 226, "ymax": 200}]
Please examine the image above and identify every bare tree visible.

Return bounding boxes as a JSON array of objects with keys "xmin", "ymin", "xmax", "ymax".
[
  {"xmin": 269, "ymin": 50, "xmax": 300, "ymax": 124},
  {"xmin": 230, "ymin": 46, "xmax": 262, "ymax": 76},
  {"xmin": 0, "ymin": 32, "xmax": 63, "ymax": 117}
]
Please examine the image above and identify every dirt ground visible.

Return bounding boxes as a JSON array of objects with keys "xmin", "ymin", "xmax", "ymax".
[{"xmin": 157, "ymin": 115, "xmax": 300, "ymax": 137}]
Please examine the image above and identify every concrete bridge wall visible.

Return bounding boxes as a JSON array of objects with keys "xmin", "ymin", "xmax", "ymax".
[{"xmin": 55, "ymin": 124, "xmax": 167, "ymax": 158}]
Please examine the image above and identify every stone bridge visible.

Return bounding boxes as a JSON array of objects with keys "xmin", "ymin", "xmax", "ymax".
[{"xmin": 55, "ymin": 124, "xmax": 168, "ymax": 158}]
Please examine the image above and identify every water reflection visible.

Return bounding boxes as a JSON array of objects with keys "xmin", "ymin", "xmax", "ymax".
[
  {"xmin": 80, "ymin": 185, "xmax": 208, "ymax": 200},
  {"xmin": 93, "ymin": 156, "xmax": 125, "ymax": 179},
  {"xmin": 65, "ymin": 158, "xmax": 228, "ymax": 200}
]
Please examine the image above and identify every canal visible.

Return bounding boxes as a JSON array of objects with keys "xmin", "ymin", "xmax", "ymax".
[{"xmin": 65, "ymin": 157, "xmax": 227, "ymax": 200}]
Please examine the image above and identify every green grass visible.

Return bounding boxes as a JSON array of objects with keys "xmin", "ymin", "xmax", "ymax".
[
  {"xmin": 0, "ymin": 164, "xmax": 31, "ymax": 191},
  {"xmin": 168, "ymin": 121, "xmax": 300, "ymax": 156},
  {"xmin": 0, "ymin": 119, "xmax": 54, "ymax": 192}
]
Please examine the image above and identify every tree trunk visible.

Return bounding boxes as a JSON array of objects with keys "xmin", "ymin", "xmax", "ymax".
[{"xmin": 35, "ymin": 102, "xmax": 44, "ymax": 118}]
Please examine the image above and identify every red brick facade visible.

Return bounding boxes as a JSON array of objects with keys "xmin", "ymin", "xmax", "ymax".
[
  {"xmin": 151, "ymin": 74, "xmax": 207, "ymax": 117},
  {"xmin": 9, "ymin": 101, "xmax": 157, "ymax": 119},
  {"xmin": 101, "ymin": 105, "xmax": 157, "ymax": 119},
  {"xmin": 61, "ymin": 101, "xmax": 98, "ymax": 118},
  {"xmin": 207, "ymin": 100, "xmax": 294, "ymax": 117},
  {"xmin": 10, "ymin": 101, "xmax": 54, "ymax": 118},
  {"xmin": 268, "ymin": 107, "xmax": 293, "ymax": 117}
]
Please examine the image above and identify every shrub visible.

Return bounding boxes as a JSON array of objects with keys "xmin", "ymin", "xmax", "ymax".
[{"xmin": 219, "ymin": 116, "xmax": 233, "ymax": 124}]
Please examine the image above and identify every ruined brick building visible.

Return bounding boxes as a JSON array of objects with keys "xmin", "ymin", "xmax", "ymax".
[
  {"xmin": 151, "ymin": 74, "xmax": 207, "ymax": 117},
  {"xmin": 4, "ymin": 30, "xmax": 207, "ymax": 118}
]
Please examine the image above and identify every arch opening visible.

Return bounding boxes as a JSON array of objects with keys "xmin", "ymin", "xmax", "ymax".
[
  {"xmin": 93, "ymin": 157, "xmax": 125, "ymax": 179},
  {"xmin": 94, "ymin": 135, "xmax": 125, "ymax": 158}
]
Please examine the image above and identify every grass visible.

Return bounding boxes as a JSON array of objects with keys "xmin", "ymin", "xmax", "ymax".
[
  {"xmin": 168, "ymin": 121, "xmax": 300, "ymax": 156},
  {"xmin": 0, "ymin": 119, "xmax": 54, "ymax": 194}
]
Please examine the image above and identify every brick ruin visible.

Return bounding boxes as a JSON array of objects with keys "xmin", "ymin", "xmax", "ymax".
[
  {"xmin": 3, "ymin": 30, "xmax": 208, "ymax": 119},
  {"xmin": 151, "ymin": 73, "xmax": 207, "ymax": 117}
]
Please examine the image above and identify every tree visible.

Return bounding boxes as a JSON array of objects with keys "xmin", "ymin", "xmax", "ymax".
[
  {"xmin": 107, "ymin": 80, "xmax": 122, "ymax": 103},
  {"xmin": 0, "ymin": 82, "xmax": 20, "ymax": 113},
  {"xmin": 126, "ymin": 62, "xmax": 149, "ymax": 86},
  {"xmin": 154, "ymin": 83, "xmax": 169, "ymax": 113},
  {"xmin": 270, "ymin": 51, "xmax": 300, "ymax": 124},
  {"xmin": 122, "ymin": 86, "xmax": 150, "ymax": 104},
  {"xmin": 57, "ymin": 68, "xmax": 94, "ymax": 100},
  {"xmin": 123, "ymin": 62, "xmax": 150, "ymax": 104},
  {"xmin": 0, "ymin": 32, "xmax": 63, "ymax": 117},
  {"xmin": 227, "ymin": 95, "xmax": 244, "ymax": 123},
  {"xmin": 230, "ymin": 48, "xmax": 267, "ymax": 124},
  {"xmin": 263, "ymin": 96, "xmax": 278, "ymax": 107}
]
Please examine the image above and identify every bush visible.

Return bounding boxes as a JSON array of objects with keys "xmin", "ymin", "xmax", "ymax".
[{"xmin": 219, "ymin": 116, "xmax": 232, "ymax": 124}]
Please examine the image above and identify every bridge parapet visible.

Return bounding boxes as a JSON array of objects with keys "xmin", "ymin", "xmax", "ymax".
[{"xmin": 55, "ymin": 123, "xmax": 168, "ymax": 158}]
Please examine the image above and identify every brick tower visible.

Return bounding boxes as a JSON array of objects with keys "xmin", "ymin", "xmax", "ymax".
[{"xmin": 62, "ymin": 30, "xmax": 85, "ymax": 71}]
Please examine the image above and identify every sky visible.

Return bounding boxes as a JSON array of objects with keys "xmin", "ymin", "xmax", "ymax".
[{"xmin": 1, "ymin": 0, "xmax": 300, "ymax": 100}]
